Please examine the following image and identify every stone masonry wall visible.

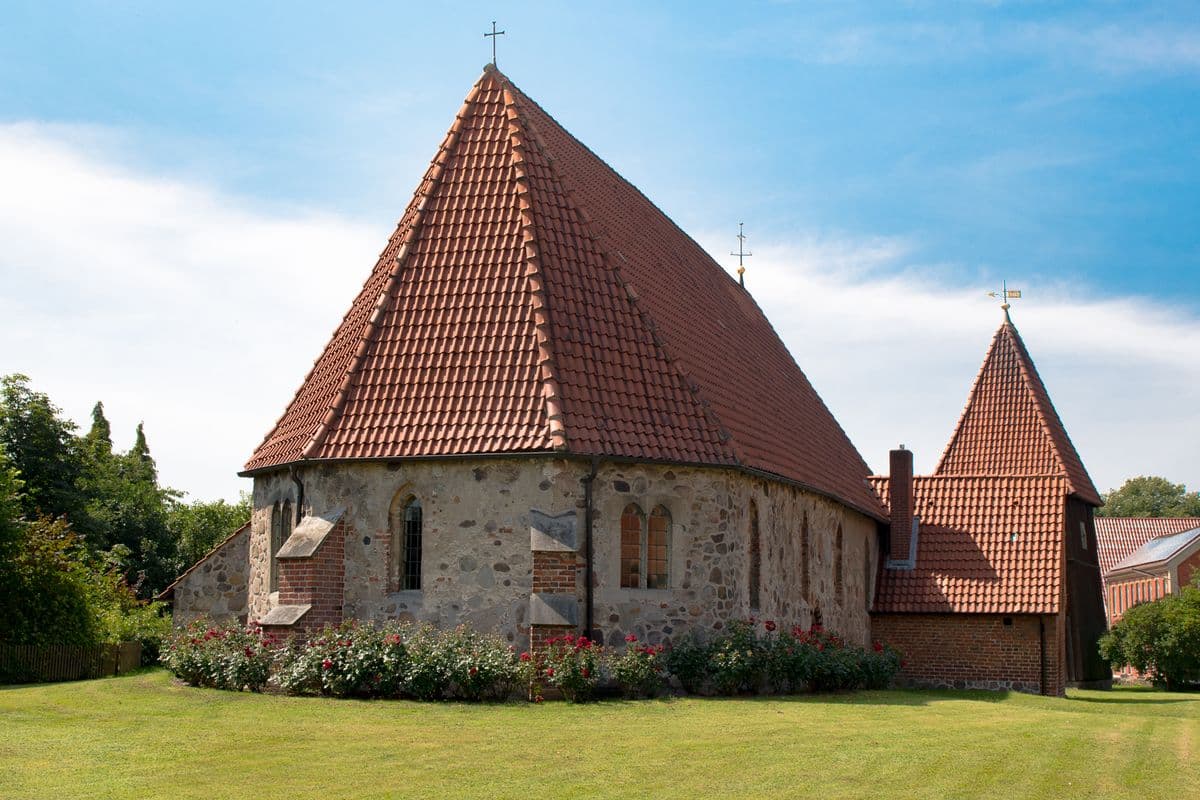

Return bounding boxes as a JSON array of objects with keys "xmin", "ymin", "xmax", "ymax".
[
  {"xmin": 872, "ymin": 613, "xmax": 1064, "ymax": 695},
  {"xmin": 168, "ymin": 524, "xmax": 250, "ymax": 627},
  {"xmin": 248, "ymin": 457, "xmax": 879, "ymax": 649}
]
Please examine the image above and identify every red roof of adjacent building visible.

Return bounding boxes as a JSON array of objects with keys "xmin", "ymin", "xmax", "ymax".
[
  {"xmin": 934, "ymin": 319, "xmax": 1101, "ymax": 506},
  {"xmin": 871, "ymin": 475, "xmax": 1069, "ymax": 614},
  {"xmin": 1095, "ymin": 517, "xmax": 1200, "ymax": 577},
  {"xmin": 243, "ymin": 67, "xmax": 884, "ymax": 520}
]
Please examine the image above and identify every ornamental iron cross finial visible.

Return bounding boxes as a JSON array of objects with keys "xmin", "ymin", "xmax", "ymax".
[
  {"xmin": 987, "ymin": 280, "xmax": 1023, "ymax": 321},
  {"xmin": 730, "ymin": 222, "xmax": 753, "ymax": 287},
  {"xmin": 484, "ymin": 21, "xmax": 505, "ymax": 66}
]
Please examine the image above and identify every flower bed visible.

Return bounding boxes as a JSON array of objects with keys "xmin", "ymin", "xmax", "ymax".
[{"xmin": 161, "ymin": 618, "xmax": 901, "ymax": 702}]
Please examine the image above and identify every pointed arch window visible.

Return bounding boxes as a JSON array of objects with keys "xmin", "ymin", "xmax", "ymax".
[
  {"xmin": 620, "ymin": 504, "xmax": 644, "ymax": 589},
  {"xmin": 390, "ymin": 496, "xmax": 423, "ymax": 592},
  {"xmin": 749, "ymin": 500, "xmax": 761, "ymax": 611},
  {"xmin": 834, "ymin": 523, "xmax": 845, "ymax": 604},
  {"xmin": 619, "ymin": 503, "xmax": 671, "ymax": 589},
  {"xmin": 800, "ymin": 512, "xmax": 811, "ymax": 600},
  {"xmin": 269, "ymin": 502, "xmax": 283, "ymax": 593}
]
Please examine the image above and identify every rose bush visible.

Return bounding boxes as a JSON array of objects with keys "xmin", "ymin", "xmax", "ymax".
[
  {"xmin": 608, "ymin": 634, "xmax": 666, "ymax": 698},
  {"xmin": 160, "ymin": 618, "xmax": 271, "ymax": 692}
]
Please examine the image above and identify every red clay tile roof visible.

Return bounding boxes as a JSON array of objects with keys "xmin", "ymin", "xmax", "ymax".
[
  {"xmin": 871, "ymin": 475, "xmax": 1069, "ymax": 614},
  {"xmin": 243, "ymin": 67, "xmax": 884, "ymax": 520},
  {"xmin": 1095, "ymin": 517, "xmax": 1200, "ymax": 577},
  {"xmin": 934, "ymin": 319, "xmax": 1101, "ymax": 506}
]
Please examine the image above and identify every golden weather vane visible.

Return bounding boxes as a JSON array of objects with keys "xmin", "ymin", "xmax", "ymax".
[{"xmin": 987, "ymin": 280, "xmax": 1023, "ymax": 321}]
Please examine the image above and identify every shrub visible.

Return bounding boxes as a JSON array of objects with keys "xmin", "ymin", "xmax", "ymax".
[
  {"xmin": 160, "ymin": 618, "xmax": 271, "ymax": 691},
  {"xmin": 608, "ymin": 634, "xmax": 666, "ymax": 698},
  {"xmin": 403, "ymin": 623, "xmax": 456, "ymax": 700},
  {"xmin": 664, "ymin": 631, "xmax": 711, "ymax": 694},
  {"xmin": 275, "ymin": 621, "xmax": 408, "ymax": 698},
  {"xmin": 762, "ymin": 625, "xmax": 815, "ymax": 693},
  {"xmin": 1101, "ymin": 586, "xmax": 1200, "ymax": 690},
  {"xmin": 441, "ymin": 626, "xmax": 521, "ymax": 701},
  {"xmin": 860, "ymin": 641, "xmax": 903, "ymax": 689},
  {"xmin": 708, "ymin": 619, "xmax": 765, "ymax": 694},
  {"xmin": 533, "ymin": 633, "xmax": 602, "ymax": 702}
]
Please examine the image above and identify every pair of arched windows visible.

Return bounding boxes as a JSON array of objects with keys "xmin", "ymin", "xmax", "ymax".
[
  {"xmin": 269, "ymin": 500, "xmax": 294, "ymax": 593},
  {"xmin": 389, "ymin": 497, "xmax": 423, "ymax": 592},
  {"xmin": 620, "ymin": 504, "xmax": 670, "ymax": 589}
]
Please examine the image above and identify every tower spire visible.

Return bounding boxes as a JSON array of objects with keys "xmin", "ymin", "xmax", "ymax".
[{"xmin": 987, "ymin": 280, "xmax": 1022, "ymax": 322}]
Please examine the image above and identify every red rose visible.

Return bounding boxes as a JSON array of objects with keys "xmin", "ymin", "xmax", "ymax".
[
  {"xmin": 625, "ymin": 633, "xmax": 638, "ymax": 643},
  {"xmin": 545, "ymin": 667, "xmax": 555, "ymax": 677},
  {"xmin": 764, "ymin": 620, "xmax": 777, "ymax": 632},
  {"xmin": 581, "ymin": 668, "xmax": 590, "ymax": 678},
  {"xmin": 519, "ymin": 652, "xmax": 531, "ymax": 662},
  {"xmin": 322, "ymin": 659, "xmax": 333, "ymax": 670},
  {"xmin": 873, "ymin": 641, "xmax": 884, "ymax": 652},
  {"xmin": 469, "ymin": 667, "xmax": 478, "ymax": 676},
  {"xmin": 244, "ymin": 647, "xmax": 254, "ymax": 658}
]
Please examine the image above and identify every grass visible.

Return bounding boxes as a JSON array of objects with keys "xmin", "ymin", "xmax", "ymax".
[{"xmin": 1, "ymin": 671, "xmax": 1197, "ymax": 799}]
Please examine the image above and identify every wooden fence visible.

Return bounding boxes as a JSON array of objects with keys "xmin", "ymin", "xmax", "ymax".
[{"xmin": 0, "ymin": 642, "xmax": 143, "ymax": 684}]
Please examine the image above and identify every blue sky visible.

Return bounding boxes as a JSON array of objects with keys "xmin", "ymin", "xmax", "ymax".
[{"xmin": 2, "ymin": 1, "xmax": 1199, "ymax": 501}]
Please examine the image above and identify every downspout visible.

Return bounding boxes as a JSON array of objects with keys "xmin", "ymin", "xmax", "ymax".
[
  {"xmin": 1039, "ymin": 616, "xmax": 1047, "ymax": 696},
  {"xmin": 581, "ymin": 457, "xmax": 601, "ymax": 640}
]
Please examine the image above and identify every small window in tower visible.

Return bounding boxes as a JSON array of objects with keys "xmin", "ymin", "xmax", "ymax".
[
  {"xmin": 1079, "ymin": 521, "xmax": 1088, "ymax": 551},
  {"xmin": 620, "ymin": 504, "xmax": 644, "ymax": 589},
  {"xmin": 834, "ymin": 523, "xmax": 844, "ymax": 604}
]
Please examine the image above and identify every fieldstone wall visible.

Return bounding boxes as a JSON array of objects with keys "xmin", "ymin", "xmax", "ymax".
[
  {"xmin": 167, "ymin": 523, "xmax": 250, "ymax": 626},
  {"xmin": 247, "ymin": 457, "xmax": 879, "ymax": 648},
  {"xmin": 590, "ymin": 463, "xmax": 878, "ymax": 648}
]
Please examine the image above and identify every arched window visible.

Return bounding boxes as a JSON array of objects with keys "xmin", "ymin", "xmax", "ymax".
[
  {"xmin": 390, "ymin": 496, "xmax": 423, "ymax": 592},
  {"xmin": 647, "ymin": 506, "xmax": 671, "ymax": 589},
  {"xmin": 269, "ymin": 502, "xmax": 282, "ymax": 593},
  {"xmin": 281, "ymin": 500, "xmax": 294, "ymax": 542},
  {"xmin": 620, "ymin": 503, "xmax": 644, "ymax": 589},
  {"xmin": 800, "ymin": 512, "xmax": 811, "ymax": 600},
  {"xmin": 749, "ymin": 500, "xmax": 761, "ymax": 611},
  {"xmin": 834, "ymin": 523, "xmax": 844, "ymax": 604}
]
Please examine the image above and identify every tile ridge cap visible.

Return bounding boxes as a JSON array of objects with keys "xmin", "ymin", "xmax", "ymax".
[
  {"xmin": 299, "ymin": 80, "xmax": 486, "ymax": 460},
  {"xmin": 502, "ymin": 83, "xmax": 743, "ymax": 466},
  {"xmin": 501, "ymin": 85, "xmax": 568, "ymax": 451}
]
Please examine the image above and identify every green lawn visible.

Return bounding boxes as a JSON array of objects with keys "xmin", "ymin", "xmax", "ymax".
[{"xmin": 1, "ymin": 671, "xmax": 1196, "ymax": 799}]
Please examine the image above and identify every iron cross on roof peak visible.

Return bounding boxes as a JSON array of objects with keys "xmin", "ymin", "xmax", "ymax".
[
  {"xmin": 987, "ymin": 280, "xmax": 1023, "ymax": 322},
  {"xmin": 484, "ymin": 21, "xmax": 505, "ymax": 66},
  {"xmin": 730, "ymin": 222, "xmax": 753, "ymax": 287}
]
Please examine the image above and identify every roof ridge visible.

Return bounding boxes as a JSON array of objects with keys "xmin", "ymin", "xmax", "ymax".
[
  {"xmin": 500, "ymin": 78, "xmax": 743, "ymax": 465},
  {"xmin": 501, "ymin": 85, "xmax": 568, "ymax": 451},
  {"xmin": 299, "ymin": 79, "xmax": 486, "ymax": 459}
]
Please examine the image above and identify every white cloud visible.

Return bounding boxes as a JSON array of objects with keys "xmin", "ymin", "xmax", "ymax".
[
  {"xmin": 0, "ymin": 123, "xmax": 381, "ymax": 501},
  {"xmin": 695, "ymin": 230, "xmax": 1200, "ymax": 495},
  {"xmin": 2, "ymin": 124, "xmax": 1197, "ymax": 504}
]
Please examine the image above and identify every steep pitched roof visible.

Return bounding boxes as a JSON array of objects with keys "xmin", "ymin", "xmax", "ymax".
[
  {"xmin": 1096, "ymin": 517, "xmax": 1200, "ymax": 577},
  {"xmin": 871, "ymin": 475, "xmax": 1069, "ymax": 614},
  {"xmin": 934, "ymin": 318, "xmax": 1101, "ymax": 505},
  {"xmin": 243, "ymin": 67, "xmax": 884, "ymax": 520}
]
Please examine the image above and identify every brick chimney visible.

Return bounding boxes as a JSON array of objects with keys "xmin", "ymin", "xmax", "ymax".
[{"xmin": 888, "ymin": 446, "xmax": 914, "ymax": 565}]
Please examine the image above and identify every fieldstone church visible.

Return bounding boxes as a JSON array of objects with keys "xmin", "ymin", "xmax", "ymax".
[{"xmin": 161, "ymin": 66, "xmax": 1110, "ymax": 695}]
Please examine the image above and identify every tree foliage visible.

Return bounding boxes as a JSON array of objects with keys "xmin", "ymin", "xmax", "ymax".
[
  {"xmin": 0, "ymin": 373, "xmax": 247, "ymax": 599},
  {"xmin": 1099, "ymin": 585, "xmax": 1200, "ymax": 689},
  {"xmin": 1098, "ymin": 476, "xmax": 1200, "ymax": 518}
]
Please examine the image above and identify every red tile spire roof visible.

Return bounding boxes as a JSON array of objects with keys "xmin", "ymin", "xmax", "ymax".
[
  {"xmin": 243, "ymin": 67, "xmax": 884, "ymax": 520},
  {"xmin": 934, "ymin": 318, "xmax": 1101, "ymax": 506}
]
